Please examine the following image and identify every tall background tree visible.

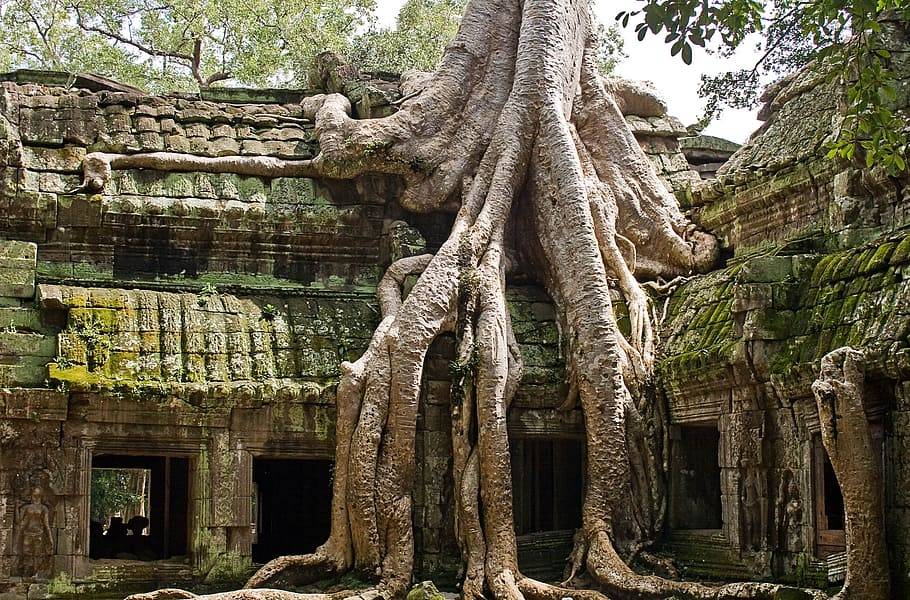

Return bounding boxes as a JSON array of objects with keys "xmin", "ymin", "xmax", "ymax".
[
  {"xmin": 0, "ymin": 0, "xmax": 624, "ymax": 92},
  {"xmin": 348, "ymin": 0, "xmax": 466, "ymax": 73},
  {"xmin": 0, "ymin": 0, "xmax": 375, "ymax": 91},
  {"xmin": 618, "ymin": 0, "xmax": 910, "ymax": 172}
]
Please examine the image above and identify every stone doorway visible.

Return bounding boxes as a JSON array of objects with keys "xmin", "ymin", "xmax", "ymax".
[
  {"xmin": 510, "ymin": 437, "xmax": 584, "ymax": 580},
  {"xmin": 812, "ymin": 436, "xmax": 845, "ymax": 557},
  {"xmin": 89, "ymin": 454, "xmax": 190, "ymax": 561},
  {"xmin": 251, "ymin": 458, "xmax": 332, "ymax": 564},
  {"xmin": 510, "ymin": 437, "xmax": 584, "ymax": 535},
  {"xmin": 669, "ymin": 424, "xmax": 722, "ymax": 531}
]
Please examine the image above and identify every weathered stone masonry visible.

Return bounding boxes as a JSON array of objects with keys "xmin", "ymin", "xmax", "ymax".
[
  {"xmin": 658, "ymin": 61, "xmax": 910, "ymax": 594},
  {"xmin": 0, "ymin": 59, "xmax": 907, "ymax": 599},
  {"xmin": 0, "ymin": 74, "xmax": 643, "ymax": 598}
]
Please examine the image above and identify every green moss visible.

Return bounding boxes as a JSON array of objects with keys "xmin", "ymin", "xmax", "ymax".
[
  {"xmin": 407, "ymin": 581, "xmax": 446, "ymax": 600},
  {"xmin": 891, "ymin": 234, "xmax": 910, "ymax": 265},
  {"xmin": 810, "ymin": 255, "xmax": 836, "ymax": 287},
  {"xmin": 47, "ymin": 571, "xmax": 77, "ymax": 597},
  {"xmin": 864, "ymin": 241, "xmax": 896, "ymax": 273},
  {"xmin": 663, "ymin": 232, "xmax": 910, "ymax": 382},
  {"xmin": 49, "ymin": 363, "xmax": 104, "ymax": 389}
]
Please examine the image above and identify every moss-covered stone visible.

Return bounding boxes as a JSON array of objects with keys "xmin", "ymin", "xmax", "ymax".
[
  {"xmin": 406, "ymin": 581, "xmax": 445, "ymax": 600},
  {"xmin": 663, "ymin": 231, "xmax": 910, "ymax": 383}
]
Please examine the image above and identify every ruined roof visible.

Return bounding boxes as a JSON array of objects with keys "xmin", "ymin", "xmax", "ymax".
[
  {"xmin": 717, "ymin": 67, "xmax": 839, "ymax": 177},
  {"xmin": 0, "ymin": 69, "xmax": 145, "ymax": 94},
  {"xmin": 685, "ymin": 35, "xmax": 910, "ymax": 258},
  {"xmin": 679, "ymin": 134, "xmax": 740, "ymax": 161},
  {"xmin": 660, "ymin": 230, "xmax": 910, "ymax": 402}
]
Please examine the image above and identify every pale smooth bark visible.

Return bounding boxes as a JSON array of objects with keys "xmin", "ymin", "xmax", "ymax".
[
  {"xmin": 91, "ymin": 1, "xmax": 877, "ymax": 599},
  {"xmin": 812, "ymin": 348, "xmax": 890, "ymax": 600}
]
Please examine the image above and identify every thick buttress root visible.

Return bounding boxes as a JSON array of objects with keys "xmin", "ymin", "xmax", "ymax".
[
  {"xmin": 812, "ymin": 348, "xmax": 890, "ymax": 600},
  {"xmin": 125, "ymin": 589, "xmax": 380, "ymax": 600},
  {"xmin": 78, "ymin": 0, "xmax": 875, "ymax": 599}
]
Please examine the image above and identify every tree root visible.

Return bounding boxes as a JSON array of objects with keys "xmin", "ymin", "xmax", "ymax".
[
  {"xmin": 244, "ymin": 550, "xmax": 348, "ymax": 590},
  {"xmin": 812, "ymin": 347, "xmax": 890, "ymax": 600},
  {"xmin": 68, "ymin": 152, "xmax": 319, "ymax": 194},
  {"xmin": 78, "ymin": 1, "xmax": 877, "ymax": 599},
  {"xmin": 127, "ymin": 589, "xmax": 379, "ymax": 600}
]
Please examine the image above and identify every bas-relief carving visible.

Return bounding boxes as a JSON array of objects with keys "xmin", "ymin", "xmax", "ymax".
[
  {"xmin": 772, "ymin": 468, "xmax": 804, "ymax": 553},
  {"xmin": 739, "ymin": 463, "xmax": 763, "ymax": 551},
  {"xmin": 780, "ymin": 470, "xmax": 804, "ymax": 552},
  {"xmin": 15, "ymin": 486, "xmax": 54, "ymax": 578},
  {"xmin": 729, "ymin": 415, "xmax": 768, "ymax": 554}
]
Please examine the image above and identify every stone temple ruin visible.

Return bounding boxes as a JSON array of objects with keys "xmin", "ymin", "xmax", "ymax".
[{"xmin": 0, "ymin": 60, "xmax": 907, "ymax": 600}]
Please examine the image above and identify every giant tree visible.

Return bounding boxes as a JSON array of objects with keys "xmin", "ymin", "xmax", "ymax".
[{"xmin": 70, "ymin": 0, "xmax": 885, "ymax": 599}]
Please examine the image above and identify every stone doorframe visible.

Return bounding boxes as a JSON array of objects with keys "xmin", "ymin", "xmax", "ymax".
[{"xmin": 74, "ymin": 437, "xmax": 202, "ymax": 578}]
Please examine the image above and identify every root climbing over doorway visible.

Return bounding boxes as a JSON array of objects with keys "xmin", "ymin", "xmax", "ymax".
[{"xmin": 85, "ymin": 1, "xmax": 883, "ymax": 599}]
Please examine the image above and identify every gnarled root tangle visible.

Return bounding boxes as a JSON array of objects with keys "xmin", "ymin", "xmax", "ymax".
[{"xmin": 101, "ymin": 0, "xmax": 867, "ymax": 599}]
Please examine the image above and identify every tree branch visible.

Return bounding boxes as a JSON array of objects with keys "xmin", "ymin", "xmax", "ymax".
[{"xmin": 73, "ymin": 9, "xmax": 194, "ymax": 64}]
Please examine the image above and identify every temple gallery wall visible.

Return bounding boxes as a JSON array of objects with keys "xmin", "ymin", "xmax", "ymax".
[{"xmin": 0, "ymin": 65, "xmax": 907, "ymax": 599}]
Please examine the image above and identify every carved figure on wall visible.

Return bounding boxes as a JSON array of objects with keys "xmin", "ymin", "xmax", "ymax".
[
  {"xmin": 16, "ymin": 487, "xmax": 54, "ymax": 578},
  {"xmin": 785, "ymin": 476, "xmax": 803, "ymax": 551},
  {"xmin": 740, "ymin": 463, "xmax": 763, "ymax": 551},
  {"xmin": 775, "ymin": 469, "xmax": 803, "ymax": 552}
]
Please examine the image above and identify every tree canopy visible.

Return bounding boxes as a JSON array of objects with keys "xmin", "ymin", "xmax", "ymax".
[
  {"xmin": 0, "ymin": 0, "xmax": 624, "ymax": 93},
  {"xmin": 619, "ymin": 0, "xmax": 910, "ymax": 172},
  {"xmin": 0, "ymin": 0, "xmax": 453, "ymax": 92}
]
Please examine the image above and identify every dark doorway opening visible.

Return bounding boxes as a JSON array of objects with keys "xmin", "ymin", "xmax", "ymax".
[
  {"xmin": 510, "ymin": 438, "xmax": 584, "ymax": 535},
  {"xmin": 670, "ymin": 424, "xmax": 722, "ymax": 530},
  {"xmin": 813, "ymin": 436, "xmax": 845, "ymax": 556},
  {"xmin": 90, "ymin": 454, "xmax": 189, "ymax": 560},
  {"xmin": 252, "ymin": 458, "xmax": 332, "ymax": 563},
  {"xmin": 510, "ymin": 437, "xmax": 584, "ymax": 581},
  {"xmin": 821, "ymin": 454, "xmax": 844, "ymax": 530}
]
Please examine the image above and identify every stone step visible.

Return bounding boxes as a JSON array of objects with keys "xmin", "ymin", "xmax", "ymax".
[
  {"xmin": 73, "ymin": 559, "xmax": 196, "ymax": 599},
  {"xmin": 659, "ymin": 531, "xmax": 756, "ymax": 581}
]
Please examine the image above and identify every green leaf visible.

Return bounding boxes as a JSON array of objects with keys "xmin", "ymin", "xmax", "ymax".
[{"xmin": 681, "ymin": 43, "xmax": 693, "ymax": 65}]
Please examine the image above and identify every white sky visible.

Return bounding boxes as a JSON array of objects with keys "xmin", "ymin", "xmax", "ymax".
[{"xmin": 374, "ymin": 0, "xmax": 763, "ymax": 143}]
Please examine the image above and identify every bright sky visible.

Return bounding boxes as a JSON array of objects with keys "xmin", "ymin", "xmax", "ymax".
[{"xmin": 374, "ymin": 0, "xmax": 763, "ymax": 143}]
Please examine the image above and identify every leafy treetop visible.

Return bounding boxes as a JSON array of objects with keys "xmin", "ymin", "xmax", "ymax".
[
  {"xmin": 618, "ymin": 0, "xmax": 910, "ymax": 172},
  {"xmin": 0, "ymin": 0, "xmax": 624, "ymax": 93}
]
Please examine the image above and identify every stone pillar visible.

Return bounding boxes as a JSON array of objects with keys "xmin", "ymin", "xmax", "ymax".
[
  {"xmin": 720, "ymin": 410, "xmax": 768, "ymax": 556},
  {"xmin": 202, "ymin": 429, "xmax": 253, "ymax": 582}
]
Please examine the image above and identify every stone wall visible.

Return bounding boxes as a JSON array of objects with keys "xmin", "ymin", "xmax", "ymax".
[
  {"xmin": 658, "ymin": 233, "xmax": 910, "ymax": 583},
  {"xmin": 1, "ymin": 54, "xmax": 906, "ymax": 600},
  {"xmin": 657, "ymin": 44, "xmax": 910, "ymax": 593}
]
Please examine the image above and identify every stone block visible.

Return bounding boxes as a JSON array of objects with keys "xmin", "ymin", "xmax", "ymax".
[
  {"xmin": 0, "ymin": 331, "xmax": 54, "ymax": 357},
  {"xmin": 0, "ymin": 357, "xmax": 49, "ymax": 386},
  {"xmin": 143, "ymin": 133, "xmax": 178, "ymax": 156},
  {"xmin": 740, "ymin": 256, "xmax": 794, "ymax": 283},
  {"xmin": 0, "ymin": 241, "xmax": 35, "ymax": 299},
  {"xmin": 211, "ymin": 137, "xmax": 241, "ymax": 156}
]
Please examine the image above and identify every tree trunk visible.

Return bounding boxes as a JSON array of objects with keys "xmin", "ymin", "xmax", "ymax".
[
  {"xmin": 68, "ymin": 2, "xmax": 879, "ymax": 600},
  {"xmin": 811, "ymin": 348, "xmax": 890, "ymax": 600}
]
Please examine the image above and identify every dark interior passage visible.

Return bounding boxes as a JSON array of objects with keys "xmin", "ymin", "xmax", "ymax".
[
  {"xmin": 670, "ymin": 425, "xmax": 722, "ymax": 530},
  {"xmin": 510, "ymin": 438, "xmax": 584, "ymax": 535},
  {"xmin": 814, "ymin": 436, "xmax": 846, "ymax": 556},
  {"xmin": 821, "ymin": 455, "xmax": 844, "ymax": 530},
  {"xmin": 252, "ymin": 458, "xmax": 332, "ymax": 563},
  {"xmin": 90, "ymin": 454, "xmax": 189, "ymax": 560}
]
